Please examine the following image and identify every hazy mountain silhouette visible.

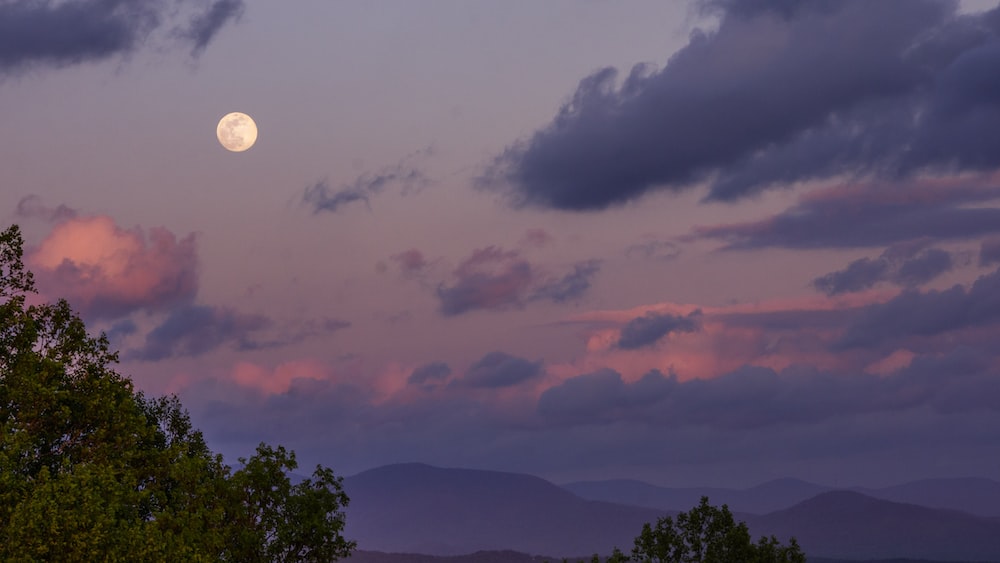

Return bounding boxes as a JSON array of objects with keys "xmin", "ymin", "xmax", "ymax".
[
  {"xmin": 562, "ymin": 477, "xmax": 829, "ymax": 514},
  {"xmin": 345, "ymin": 550, "xmax": 551, "ymax": 563},
  {"xmin": 564, "ymin": 476, "xmax": 1000, "ymax": 517},
  {"xmin": 342, "ymin": 464, "xmax": 1000, "ymax": 560},
  {"xmin": 853, "ymin": 477, "xmax": 1000, "ymax": 518},
  {"xmin": 345, "ymin": 555, "xmax": 994, "ymax": 563},
  {"xmin": 747, "ymin": 491, "xmax": 1000, "ymax": 561},
  {"xmin": 342, "ymin": 463, "xmax": 665, "ymax": 556}
]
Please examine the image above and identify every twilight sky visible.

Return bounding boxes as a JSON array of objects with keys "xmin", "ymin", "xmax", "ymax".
[{"xmin": 4, "ymin": 0, "xmax": 1000, "ymax": 488}]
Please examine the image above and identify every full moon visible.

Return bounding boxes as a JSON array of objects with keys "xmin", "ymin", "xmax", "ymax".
[{"xmin": 216, "ymin": 112, "xmax": 258, "ymax": 152}]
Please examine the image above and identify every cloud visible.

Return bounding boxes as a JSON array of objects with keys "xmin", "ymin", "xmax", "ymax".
[
  {"xmin": 14, "ymin": 195, "xmax": 77, "ymax": 222},
  {"xmin": 128, "ymin": 305, "xmax": 271, "ymax": 361},
  {"xmin": 129, "ymin": 308, "xmax": 350, "ymax": 362},
  {"xmin": 520, "ymin": 228, "xmax": 553, "ymax": 248},
  {"xmin": 28, "ymin": 216, "xmax": 198, "ymax": 319},
  {"xmin": 455, "ymin": 351, "xmax": 543, "ymax": 389},
  {"xmin": 617, "ymin": 310, "xmax": 701, "ymax": 350},
  {"xmin": 177, "ymin": 0, "xmax": 244, "ymax": 56},
  {"xmin": 104, "ymin": 318, "xmax": 138, "ymax": 342},
  {"xmin": 483, "ymin": 0, "xmax": 1000, "ymax": 209},
  {"xmin": 303, "ymin": 152, "xmax": 430, "ymax": 214},
  {"xmin": 322, "ymin": 318, "xmax": 351, "ymax": 332},
  {"xmin": 229, "ymin": 359, "xmax": 338, "ymax": 396},
  {"xmin": 436, "ymin": 247, "xmax": 533, "ymax": 316},
  {"xmin": 434, "ymin": 247, "xmax": 602, "ymax": 316},
  {"xmin": 408, "ymin": 362, "xmax": 452, "ymax": 387},
  {"xmin": 0, "ymin": 0, "xmax": 245, "ymax": 74},
  {"xmin": 625, "ymin": 238, "xmax": 681, "ymax": 261},
  {"xmin": 980, "ymin": 237, "xmax": 1000, "ymax": 266},
  {"xmin": 837, "ymin": 267, "xmax": 1000, "ymax": 349},
  {"xmin": 539, "ymin": 348, "xmax": 1000, "ymax": 428},
  {"xmin": 530, "ymin": 259, "xmax": 602, "ymax": 304},
  {"xmin": 391, "ymin": 248, "xmax": 428, "ymax": 278},
  {"xmin": 813, "ymin": 243, "xmax": 954, "ymax": 295},
  {"xmin": 693, "ymin": 178, "xmax": 1000, "ymax": 250},
  {"xmin": 813, "ymin": 257, "xmax": 891, "ymax": 296}
]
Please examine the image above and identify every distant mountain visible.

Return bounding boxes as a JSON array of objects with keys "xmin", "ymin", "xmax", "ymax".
[
  {"xmin": 345, "ymin": 550, "xmax": 551, "ymax": 563},
  {"xmin": 562, "ymin": 477, "xmax": 831, "ymax": 514},
  {"xmin": 345, "ymin": 551, "xmax": 990, "ymax": 563},
  {"xmin": 342, "ymin": 463, "xmax": 666, "ymax": 557},
  {"xmin": 564, "ymin": 476, "xmax": 1000, "ymax": 517},
  {"xmin": 854, "ymin": 477, "xmax": 1000, "ymax": 518},
  {"xmin": 341, "ymin": 464, "xmax": 1000, "ymax": 561},
  {"xmin": 747, "ymin": 491, "xmax": 1000, "ymax": 561}
]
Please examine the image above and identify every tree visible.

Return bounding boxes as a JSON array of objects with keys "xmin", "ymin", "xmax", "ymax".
[
  {"xmin": 629, "ymin": 497, "xmax": 805, "ymax": 563},
  {"xmin": 0, "ymin": 225, "xmax": 355, "ymax": 561}
]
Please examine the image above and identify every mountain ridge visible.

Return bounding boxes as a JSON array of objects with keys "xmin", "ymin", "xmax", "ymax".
[{"xmin": 342, "ymin": 463, "xmax": 1000, "ymax": 560}]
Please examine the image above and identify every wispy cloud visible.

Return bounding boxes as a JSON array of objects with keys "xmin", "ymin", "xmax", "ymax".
[{"xmin": 303, "ymin": 150, "xmax": 431, "ymax": 214}]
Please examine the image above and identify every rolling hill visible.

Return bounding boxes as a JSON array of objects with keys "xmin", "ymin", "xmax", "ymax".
[
  {"xmin": 341, "ymin": 464, "xmax": 1000, "ymax": 561},
  {"xmin": 342, "ymin": 463, "xmax": 665, "ymax": 557}
]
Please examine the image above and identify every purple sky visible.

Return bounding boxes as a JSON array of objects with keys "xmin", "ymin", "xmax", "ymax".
[{"xmin": 4, "ymin": 0, "xmax": 1000, "ymax": 488}]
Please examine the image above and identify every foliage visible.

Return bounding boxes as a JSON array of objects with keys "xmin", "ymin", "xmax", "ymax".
[
  {"xmin": 0, "ymin": 225, "xmax": 355, "ymax": 562},
  {"xmin": 629, "ymin": 497, "xmax": 805, "ymax": 563}
]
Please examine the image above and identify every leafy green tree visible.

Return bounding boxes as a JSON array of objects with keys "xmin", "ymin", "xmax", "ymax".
[
  {"xmin": 629, "ymin": 497, "xmax": 805, "ymax": 563},
  {"xmin": 0, "ymin": 225, "xmax": 355, "ymax": 562}
]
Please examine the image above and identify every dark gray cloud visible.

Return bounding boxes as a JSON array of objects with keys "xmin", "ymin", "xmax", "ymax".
[
  {"xmin": 408, "ymin": 362, "xmax": 452, "ymax": 387},
  {"xmin": 483, "ymin": 0, "xmax": 1000, "ymax": 210},
  {"xmin": 15, "ymin": 195, "xmax": 77, "ymax": 222},
  {"xmin": 893, "ymin": 247, "xmax": 953, "ymax": 286},
  {"xmin": 303, "ymin": 153, "xmax": 429, "ymax": 214},
  {"xmin": 129, "ymin": 305, "xmax": 272, "ymax": 361},
  {"xmin": 617, "ymin": 310, "xmax": 701, "ymax": 350},
  {"xmin": 813, "ymin": 243, "xmax": 954, "ymax": 295},
  {"xmin": 530, "ymin": 259, "xmax": 602, "ymax": 304},
  {"xmin": 693, "ymin": 180, "xmax": 1000, "ymax": 250},
  {"xmin": 435, "ymin": 247, "xmax": 600, "ymax": 316},
  {"xmin": 625, "ymin": 239, "xmax": 681, "ymax": 261},
  {"xmin": 322, "ymin": 318, "xmax": 351, "ymax": 333},
  {"xmin": 538, "ymin": 349, "xmax": 1000, "ymax": 428},
  {"xmin": 178, "ymin": 0, "xmax": 244, "ymax": 56},
  {"xmin": 980, "ymin": 237, "xmax": 1000, "ymax": 266},
  {"xmin": 837, "ymin": 267, "xmax": 1000, "ymax": 349},
  {"xmin": 456, "ymin": 351, "xmax": 543, "ymax": 389},
  {"xmin": 0, "ymin": 0, "xmax": 244, "ymax": 74},
  {"xmin": 103, "ymin": 318, "xmax": 137, "ymax": 343},
  {"xmin": 813, "ymin": 257, "xmax": 891, "ymax": 295}
]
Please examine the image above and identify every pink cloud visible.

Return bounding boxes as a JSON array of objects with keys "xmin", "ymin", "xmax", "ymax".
[
  {"xmin": 553, "ymin": 290, "xmax": 897, "ymax": 384},
  {"xmin": 28, "ymin": 215, "xmax": 198, "ymax": 319},
  {"xmin": 230, "ymin": 359, "xmax": 336, "ymax": 395},
  {"xmin": 520, "ymin": 228, "xmax": 553, "ymax": 248},
  {"xmin": 391, "ymin": 248, "xmax": 428, "ymax": 277}
]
